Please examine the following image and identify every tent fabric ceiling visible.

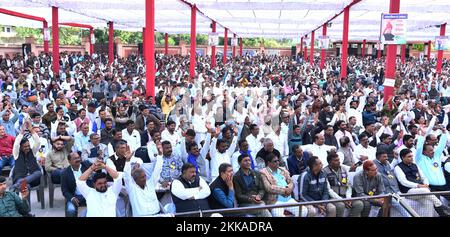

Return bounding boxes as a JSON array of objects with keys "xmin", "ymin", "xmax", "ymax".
[{"xmin": 0, "ymin": 0, "xmax": 448, "ymax": 41}]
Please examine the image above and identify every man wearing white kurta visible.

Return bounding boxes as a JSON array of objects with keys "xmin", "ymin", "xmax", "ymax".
[
  {"xmin": 76, "ymin": 161, "xmax": 122, "ymax": 217},
  {"xmin": 209, "ymin": 128, "xmax": 238, "ymax": 182},
  {"xmin": 301, "ymin": 134, "xmax": 336, "ymax": 166},
  {"xmin": 121, "ymin": 121, "xmax": 141, "ymax": 152},
  {"xmin": 245, "ymin": 124, "xmax": 264, "ymax": 160},
  {"xmin": 123, "ymin": 161, "xmax": 164, "ymax": 217}
]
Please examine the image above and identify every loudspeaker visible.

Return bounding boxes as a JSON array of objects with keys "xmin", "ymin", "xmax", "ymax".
[
  {"xmin": 291, "ymin": 46, "xmax": 297, "ymax": 56},
  {"xmin": 22, "ymin": 43, "xmax": 31, "ymax": 57},
  {"xmin": 138, "ymin": 43, "xmax": 143, "ymax": 55}
]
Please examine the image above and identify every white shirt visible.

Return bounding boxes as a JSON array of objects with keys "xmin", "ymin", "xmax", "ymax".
[
  {"xmin": 246, "ymin": 133, "xmax": 264, "ymax": 160},
  {"xmin": 71, "ymin": 166, "xmax": 83, "ymax": 195},
  {"xmin": 74, "ymin": 131, "xmax": 92, "ymax": 153},
  {"xmin": 192, "ymin": 114, "xmax": 207, "ymax": 133},
  {"xmin": 171, "ymin": 176, "xmax": 211, "ymax": 200},
  {"xmin": 354, "ymin": 144, "xmax": 376, "ymax": 161},
  {"xmin": 267, "ymin": 131, "xmax": 289, "ymax": 158},
  {"xmin": 161, "ymin": 129, "xmax": 181, "ymax": 148},
  {"xmin": 76, "ymin": 173, "xmax": 123, "ymax": 217},
  {"xmin": 147, "ymin": 141, "xmax": 159, "ymax": 162},
  {"xmin": 121, "ymin": 129, "xmax": 141, "ymax": 152},
  {"xmin": 123, "ymin": 161, "xmax": 160, "ymax": 217},
  {"xmin": 334, "ymin": 130, "xmax": 356, "ymax": 151},
  {"xmin": 394, "ymin": 163, "xmax": 429, "ymax": 189},
  {"xmin": 209, "ymin": 136, "xmax": 238, "ymax": 181},
  {"xmin": 301, "ymin": 143, "xmax": 336, "ymax": 166}
]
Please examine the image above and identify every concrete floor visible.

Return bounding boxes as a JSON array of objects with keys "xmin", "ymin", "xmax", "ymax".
[{"xmin": 29, "ymin": 186, "xmax": 65, "ymax": 217}]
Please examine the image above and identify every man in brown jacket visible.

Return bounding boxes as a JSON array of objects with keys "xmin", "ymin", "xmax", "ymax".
[
  {"xmin": 233, "ymin": 154, "xmax": 272, "ymax": 217},
  {"xmin": 260, "ymin": 153, "xmax": 307, "ymax": 217}
]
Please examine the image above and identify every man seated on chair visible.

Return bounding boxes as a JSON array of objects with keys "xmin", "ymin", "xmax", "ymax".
[
  {"xmin": 44, "ymin": 137, "xmax": 74, "ymax": 185},
  {"xmin": 323, "ymin": 151, "xmax": 364, "ymax": 217},
  {"xmin": 299, "ymin": 156, "xmax": 341, "ymax": 217},
  {"xmin": 123, "ymin": 160, "xmax": 171, "ymax": 217},
  {"xmin": 81, "ymin": 133, "xmax": 108, "ymax": 164},
  {"xmin": 76, "ymin": 159, "xmax": 122, "ymax": 217},
  {"xmin": 353, "ymin": 160, "xmax": 386, "ymax": 217},
  {"xmin": 208, "ymin": 163, "xmax": 236, "ymax": 216},
  {"xmin": 153, "ymin": 141, "xmax": 183, "ymax": 191},
  {"xmin": 11, "ymin": 119, "xmax": 42, "ymax": 191},
  {"xmin": 260, "ymin": 153, "xmax": 305, "ymax": 217},
  {"xmin": 233, "ymin": 154, "xmax": 272, "ymax": 217},
  {"xmin": 0, "ymin": 125, "xmax": 15, "ymax": 172},
  {"xmin": 0, "ymin": 176, "xmax": 31, "ymax": 217},
  {"xmin": 106, "ymin": 140, "xmax": 143, "ymax": 217},
  {"xmin": 287, "ymin": 145, "xmax": 311, "ymax": 176},
  {"xmin": 61, "ymin": 152, "xmax": 92, "ymax": 217},
  {"xmin": 395, "ymin": 148, "xmax": 450, "ymax": 217},
  {"xmin": 171, "ymin": 163, "xmax": 211, "ymax": 216}
]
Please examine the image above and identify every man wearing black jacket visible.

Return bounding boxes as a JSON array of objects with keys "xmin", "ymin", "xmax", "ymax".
[
  {"xmin": 208, "ymin": 163, "xmax": 236, "ymax": 216},
  {"xmin": 61, "ymin": 152, "xmax": 92, "ymax": 217}
]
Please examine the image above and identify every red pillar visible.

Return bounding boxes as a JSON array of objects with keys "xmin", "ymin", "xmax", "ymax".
[
  {"xmin": 233, "ymin": 34, "xmax": 236, "ymax": 58},
  {"xmin": 211, "ymin": 21, "xmax": 217, "ymax": 67},
  {"xmin": 239, "ymin": 38, "xmax": 243, "ymax": 56},
  {"xmin": 437, "ymin": 23, "xmax": 446, "ymax": 73},
  {"xmin": 164, "ymin": 33, "xmax": 169, "ymax": 55},
  {"xmin": 89, "ymin": 27, "xmax": 94, "ymax": 55},
  {"xmin": 300, "ymin": 36, "xmax": 303, "ymax": 58},
  {"xmin": 232, "ymin": 33, "xmax": 236, "ymax": 58},
  {"xmin": 223, "ymin": 28, "xmax": 228, "ymax": 64},
  {"xmin": 362, "ymin": 39, "xmax": 366, "ymax": 58},
  {"xmin": 43, "ymin": 21, "xmax": 49, "ymax": 53},
  {"xmin": 142, "ymin": 27, "xmax": 146, "ymax": 59},
  {"xmin": 320, "ymin": 24, "xmax": 327, "ymax": 69},
  {"xmin": 108, "ymin": 21, "xmax": 114, "ymax": 65},
  {"xmin": 383, "ymin": 0, "xmax": 400, "ymax": 105},
  {"xmin": 190, "ymin": 4, "xmax": 196, "ymax": 80},
  {"xmin": 427, "ymin": 40, "xmax": 432, "ymax": 60},
  {"xmin": 145, "ymin": 0, "xmax": 155, "ymax": 99},
  {"xmin": 304, "ymin": 45, "xmax": 307, "ymax": 60},
  {"xmin": 401, "ymin": 44, "xmax": 406, "ymax": 63},
  {"xmin": 310, "ymin": 30, "xmax": 315, "ymax": 66},
  {"xmin": 340, "ymin": 6, "xmax": 350, "ymax": 79},
  {"xmin": 51, "ymin": 7, "xmax": 59, "ymax": 76}
]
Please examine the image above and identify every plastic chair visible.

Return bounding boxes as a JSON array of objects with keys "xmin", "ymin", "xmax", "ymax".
[
  {"xmin": 48, "ymin": 173, "xmax": 62, "ymax": 208},
  {"xmin": 9, "ymin": 166, "xmax": 45, "ymax": 209}
]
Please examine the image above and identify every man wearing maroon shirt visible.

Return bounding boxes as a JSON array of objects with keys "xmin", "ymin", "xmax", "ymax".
[{"xmin": 0, "ymin": 125, "xmax": 15, "ymax": 171}]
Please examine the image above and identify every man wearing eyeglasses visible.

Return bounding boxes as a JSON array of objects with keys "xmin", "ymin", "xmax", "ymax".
[
  {"xmin": 61, "ymin": 152, "xmax": 92, "ymax": 217},
  {"xmin": 353, "ymin": 160, "xmax": 386, "ymax": 217},
  {"xmin": 260, "ymin": 153, "xmax": 306, "ymax": 217}
]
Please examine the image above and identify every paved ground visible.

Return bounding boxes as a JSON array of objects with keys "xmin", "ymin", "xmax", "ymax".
[{"xmin": 29, "ymin": 186, "xmax": 65, "ymax": 217}]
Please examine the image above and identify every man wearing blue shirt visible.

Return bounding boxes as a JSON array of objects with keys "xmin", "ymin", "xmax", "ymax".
[
  {"xmin": 415, "ymin": 128, "xmax": 449, "ymax": 194},
  {"xmin": 208, "ymin": 163, "xmax": 235, "ymax": 216}
]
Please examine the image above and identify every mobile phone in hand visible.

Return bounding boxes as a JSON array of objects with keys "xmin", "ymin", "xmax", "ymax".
[{"xmin": 20, "ymin": 179, "xmax": 27, "ymax": 192}]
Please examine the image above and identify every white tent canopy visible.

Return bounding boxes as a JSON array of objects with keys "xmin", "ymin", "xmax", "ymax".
[{"xmin": 0, "ymin": 0, "xmax": 449, "ymax": 41}]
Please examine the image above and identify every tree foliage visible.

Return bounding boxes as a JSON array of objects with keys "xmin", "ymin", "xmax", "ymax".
[{"xmin": 4, "ymin": 25, "xmax": 296, "ymax": 48}]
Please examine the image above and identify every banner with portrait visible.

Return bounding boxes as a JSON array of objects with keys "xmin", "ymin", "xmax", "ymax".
[
  {"xmin": 380, "ymin": 13, "xmax": 407, "ymax": 44},
  {"xmin": 318, "ymin": 36, "xmax": 330, "ymax": 49},
  {"xmin": 43, "ymin": 28, "xmax": 50, "ymax": 41},
  {"xmin": 231, "ymin": 37, "xmax": 238, "ymax": 46},
  {"xmin": 208, "ymin": 32, "xmax": 219, "ymax": 46},
  {"xmin": 435, "ymin": 36, "xmax": 449, "ymax": 50}
]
